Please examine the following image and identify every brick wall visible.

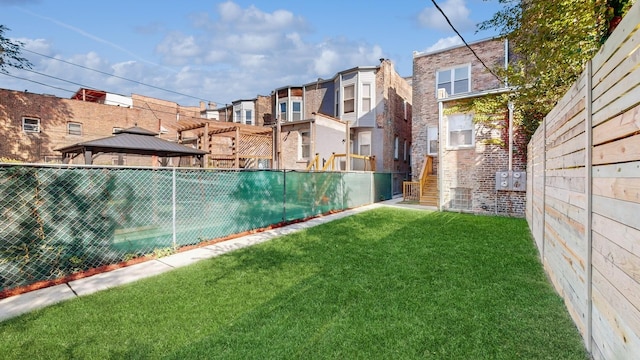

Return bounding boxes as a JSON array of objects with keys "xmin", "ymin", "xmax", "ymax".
[
  {"xmin": 1, "ymin": 89, "xmax": 210, "ymax": 166},
  {"xmin": 376, "ymin": 60, "xmax": 413, "ymax": 176},
  {"xmin": 412, "ymin": 38, "xmax": 525, "ymax": 216}
]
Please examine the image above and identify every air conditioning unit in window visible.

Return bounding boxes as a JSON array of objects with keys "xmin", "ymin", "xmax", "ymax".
[{"xmin": 437, "ymin": 88, "xmax": 448, "ymax": 99}]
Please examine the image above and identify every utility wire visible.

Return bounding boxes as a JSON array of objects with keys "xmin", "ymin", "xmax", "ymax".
[
  {"xmin": 1, "ymin": 72, "xmax": 76, "ymax": 94},
  {"xmin": 0, "ymin": 72, "xmax": 213, "ymax": 122},
  {"xmin": 430, "ymin": 0, "xmax": 503, "ymax": 82},
  {"xmin": 21, "ymin": 48, "xmax": 224, "ymax": 105}
]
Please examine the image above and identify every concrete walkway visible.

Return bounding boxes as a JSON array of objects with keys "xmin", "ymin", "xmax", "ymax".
[{"xmin": 0, "ymin": 198, "xmax": 433, "ymax": 322}]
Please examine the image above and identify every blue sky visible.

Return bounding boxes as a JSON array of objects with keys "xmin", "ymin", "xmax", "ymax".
[{"xmin": 1, "ymin": 0, "xmax": 503, "ymax": 107}]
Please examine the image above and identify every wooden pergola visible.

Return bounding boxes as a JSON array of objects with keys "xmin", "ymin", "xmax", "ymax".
[{"xmin": 178, "ymin": 121, "xmax": 273, "ymax": 169}]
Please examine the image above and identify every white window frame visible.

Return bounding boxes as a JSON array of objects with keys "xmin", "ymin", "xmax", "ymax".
[
  {"xmin": 335, "ymin": 89, "xmax": 340, "ymax": 116},
  {"xmin": 279, "ymin": 102, "xmax": 287, "ymax": 122},
  {"xmin": 403, "ymin": 100, "xmax": 408, "ymax": 120},
  {"xmin": 394, "ymin": 136, "xmax": 399, "ymax": 159},
  {"xmin": 292, "ymin": 101, "xmax": 302, "ymax": 121},
  {"xmin": 234, "ymin": 110, "xmax": 241, "ymax": 123},
  {"xmin": 447, "ymin": 114, "xmax": 474, "ymax": 149},
  {"xmin": 245, "ymin": 110, "xmax": 252, "ymax": 125},
  {"xmin": 67, "ymin": 122, "xmax": 82, "ymax": 136},
  {"xmin": 361, "ymin": 83, "xmax": 371, "ymax": 112},
  {"xmin": 343, "ymin": 84, "xmax": 355, "ymax": 113},
  {"xmin": 358, "ymin": 131, "xmax": 371, "ymax": 156},
  {"xmin": 436, "ymin": 64, "xmax": 471, "ymax": 97},
  {"xmin": 22, "ymin": 117, "xmax": 40, "ymax": 133},
  {"xmin": 427, "ymin": 126, "xmax": 439, "ymax": 155},
  {"xmin": 299, "ymin": 131, "xmax": 310, "ymax": 160}
]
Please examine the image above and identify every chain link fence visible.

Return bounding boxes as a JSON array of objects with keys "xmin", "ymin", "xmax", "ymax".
[{"xmin": 0, "ymin": 164, "xmax": 392, "ymax": 295}]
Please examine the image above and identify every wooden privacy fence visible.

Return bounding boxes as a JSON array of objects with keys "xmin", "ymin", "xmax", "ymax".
[{"xmin": 526, "ymin": 3, "xmax": 640, "ymax": 359}]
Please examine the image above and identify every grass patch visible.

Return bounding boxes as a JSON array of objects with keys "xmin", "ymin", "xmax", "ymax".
[{"xmin": 0, "ymin": 208, "xmax": 588, "ymax": 359}]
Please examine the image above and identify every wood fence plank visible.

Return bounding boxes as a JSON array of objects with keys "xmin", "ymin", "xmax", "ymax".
[
  {"xmin": 592, "ymin": 249, "xmax": 640, "ymax": 317},
  {"xmin": 593, "ymin": 177, "xmax": 640, "ymax": 203},
  {"xmin": 593, "ymin": 104, "xmax": 640, "ymax": 146},
  {"xmin": 592, "ymin": 213, "xmax": 640, "ymax": 257},
  {"xmin": 547, "ymin": 71, "xmax": 587, "ymax": 124},
  {"xmin": 591, "ymin": 282, "xmax": 640, "ymax": 359},
  {"xmin": 593, "ymin": 133, "xmax": 640, "ymax": 165},
  {"xmin": 593, "ymin": 36, "xmax": 640, "ymax": 105},
  {"xmin": 547, "ymin": 132, "xmax": 585, "ymax": 160},
  {"xmin": 592, "ymin": 232, "xmax": 640, "ymax": 284},
  {"xmin": 547, "ymin": 97, "xmax": 586, "ymax": 142},
  {"xmin": 592, "ymin": 161, "xmax": 640, "ymax": 178},
  {"xmin": 593, "ymin": 72, "xmax": 640, "ymax": 127},
  {"xmin": 593, "ymin": 195, "xmax": 640, "ymax": 231}
]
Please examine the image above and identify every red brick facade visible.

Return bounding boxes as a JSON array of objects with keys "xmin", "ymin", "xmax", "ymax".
[
  {"xmin": 412, "ymin": 38, "xmax": 526, "ymax": 216},
  {"xmin": 0, "ymin": 89, "xmax": 213, "ymax": 165}
]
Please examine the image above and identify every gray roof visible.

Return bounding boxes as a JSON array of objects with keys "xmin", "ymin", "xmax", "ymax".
[{"xmin": 56, "ymin": 126, "xmax": 208, "ymax": 158}]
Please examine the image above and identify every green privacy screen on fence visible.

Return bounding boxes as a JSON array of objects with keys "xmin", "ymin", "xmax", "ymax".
[{"xmin": 0, "ymin": 165, "xmax": 392, "ymax": 294}]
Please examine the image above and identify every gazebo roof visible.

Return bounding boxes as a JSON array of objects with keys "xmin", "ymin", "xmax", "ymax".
[{"xmin": 56, "ymin": 126, "xmax": 208, "ymax": 159}]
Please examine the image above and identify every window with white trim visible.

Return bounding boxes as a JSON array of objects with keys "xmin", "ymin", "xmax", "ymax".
[
  {"xmin": 279, "ymin": 102, "xmax": 287, "ymax": 122},
  {"xmin": 394, "ymin": 136, "xmax": 399, "ymax": 159},
  {"xmin": 358, "ymin": 131, "xmax": 371, "ymax": 156},
  {"xmin": 22, "ymin": 117, "xmax": 40, "ymax": 133},
  {"xmin": 299, "ymin": 131, "xmax": 310, "ymax": 160},
  {"xmin": 361, "ymin": 84, "xmax": 371, "ymax": 112},
  {"xmin": 437, "ymin": 65, "xmax": 470, "ymax": 97},
  {"xmin": 403, "ymin": 100, "xmax": 408, "ymax": 120},
  {"xmin": 427, "ymin": 126, "xmax": 439, "ymax": 155},
  {"xmin": 67, "ymin": 122, "xmax": 82, "ymax": 136},
  {"xmin": 292, "ymin": 102, "xmax": 301, "ymax": 121},
  {"xmin": 343, "ymin": 85, "xmax": 355, "ymax": 113},
  {"xmin": 245, "ymin": 110, "xmax": 252, "ymax": 125},
  {"xmin": 447, "ymin": 114, "xmax": 474, "ymax": 148},
  {"xmin": 235, "ymin": 110, "xmax": 241, "ymax": 123},
  {"xmin": 335, "ymin": 89, "xmax": 340, "ymax": 116}
]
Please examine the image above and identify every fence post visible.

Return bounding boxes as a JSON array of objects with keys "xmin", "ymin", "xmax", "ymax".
[
  {"xmin": 585, "ymin": 60, "xmax": 593, "ymax": 353},
  {"xmin": 172, "ymin": 168, "xmax": 177, "ymax": 250},
  {"xmin": 370, "ymin": 172, "xmax": 374, "ymax": 204},
  {"xmin": 542, "ymin": 110, "xmax": 547, "ymax": 263},
  {"xmin": 282, "ymin": 170, "xmax": 287, "ymax": 222}
]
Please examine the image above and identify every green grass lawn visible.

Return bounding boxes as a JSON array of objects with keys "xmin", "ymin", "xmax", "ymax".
[{"xmin": 0, "ymin": 208, "xmax": 588, "ymax": 359}]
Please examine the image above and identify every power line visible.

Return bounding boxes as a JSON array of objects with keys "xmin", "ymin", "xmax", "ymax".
[
  {"xmin": 1, "ymin": 72, "xmax": 216, "ymax": 122},
  {"xmin": 1, "ymin": 72, "xmax": 76, "ymax": 94},
  {"xmin": 430, "ymin": 0, "xmax": 503, "ymax": 82},
  {"xmin": 21, "ymin": 48, "xmax": 225, "ymax": 105}
]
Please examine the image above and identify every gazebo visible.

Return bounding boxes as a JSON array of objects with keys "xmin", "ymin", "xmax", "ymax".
[{"xmin": 56, "ymin": 126, "xmax": 208, "ymax": 167}]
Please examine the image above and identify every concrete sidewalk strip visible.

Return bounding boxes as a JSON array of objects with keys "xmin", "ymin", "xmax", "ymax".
[
  {"xmin": 0, "ymin": 202, "xmax": 400, "ymax": 323},
  {"xmin": 68, "ymin": 260, "xmax": 174, "ymax": 297},
  {"xmin": 0, "ymin": 284, "xmax": 76, "ymax": 322}
]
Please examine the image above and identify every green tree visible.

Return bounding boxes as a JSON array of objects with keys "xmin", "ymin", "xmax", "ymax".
[
  {"xmin": 0, "ymin": 25, "xmax": 32, "ymax": 73},
  {"xmin": 453, "ymin": 0, "xmax": 635, "ymax": 160}
]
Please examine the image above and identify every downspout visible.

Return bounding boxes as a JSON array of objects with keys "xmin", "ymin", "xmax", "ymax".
[{"xmin": 508, "ymin": 101, "xmax": 514, "ymax": 172}]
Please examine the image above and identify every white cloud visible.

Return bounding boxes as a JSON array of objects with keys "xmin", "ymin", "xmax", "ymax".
[
  {"xmin": 424, "ymin": 36, "xmax": 463, "ymax": 53},
  {"xmin": 9, "ymin": 2, "xmax": 389, "ymax": 106},
  {"xmin": 418, "ymin": 0, "xmax": 474, "ymax": 32},
  {"xmin": 155, "ymin": 32, "xmax": 201, "ymax": 65}
]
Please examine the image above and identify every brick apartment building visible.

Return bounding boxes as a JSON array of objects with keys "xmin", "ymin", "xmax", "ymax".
[
  {"xmin": 412, "ymin": 38, "xmax": 526, "ymax": 216},
  {"xmin": 271, "ymin": 59, "xmax": 412, "ymax": 193},
  {"xmin": 0, "ymin": 88, "xmax": 217, "ymax": 166}
]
